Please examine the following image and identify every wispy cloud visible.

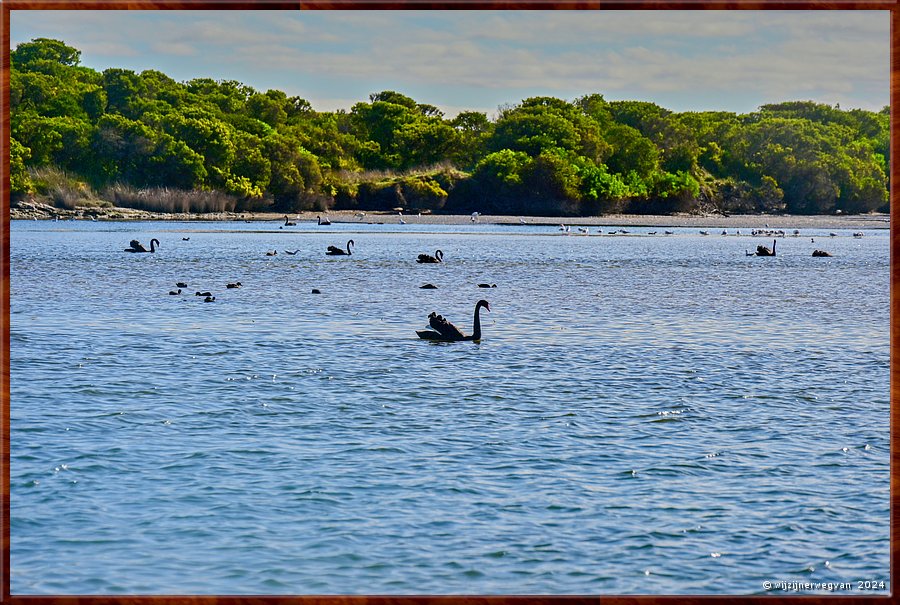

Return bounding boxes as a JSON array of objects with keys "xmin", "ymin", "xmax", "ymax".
[{"xmin": 9, "ymin": 9, "xmax": 888, "ymax": 115}]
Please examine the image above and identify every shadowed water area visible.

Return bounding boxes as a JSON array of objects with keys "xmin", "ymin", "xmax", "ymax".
[{"xmin": 9, "ymin": 220, "xmax": 889, "ymax": 594}]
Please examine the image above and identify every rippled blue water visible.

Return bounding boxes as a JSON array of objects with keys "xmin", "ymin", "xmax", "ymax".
[{"xmin": 9, "ymin": 219, "xmax": 890, "ymax": 595}]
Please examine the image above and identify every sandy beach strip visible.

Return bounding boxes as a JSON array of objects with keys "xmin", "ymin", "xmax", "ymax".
[
  {"xmin": 10, "ymin": 203, "xmax": 890, "ymax": 230},
  {"xmin": 251, "ymin": 211, "xmax": 891, "ymax": 230}
]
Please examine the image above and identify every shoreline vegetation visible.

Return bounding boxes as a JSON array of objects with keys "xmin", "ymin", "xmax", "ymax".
[{"xmin": 11, "ymin": 39, "xmax": 890, "ymax": 226}]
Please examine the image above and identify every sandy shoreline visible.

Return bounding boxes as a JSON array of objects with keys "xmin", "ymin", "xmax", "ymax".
[{"xmin": 10, "ymin": 203, "xmax": 890, "ymax": 230}]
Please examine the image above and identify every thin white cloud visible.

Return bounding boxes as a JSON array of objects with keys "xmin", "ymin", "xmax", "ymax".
[{"xmin": 10, "ymin": 9, "xmax": 888, "ymax": 114}]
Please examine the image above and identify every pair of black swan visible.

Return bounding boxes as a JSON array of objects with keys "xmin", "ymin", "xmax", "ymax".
[
  {"xmin": 417, "ymin": 250, "xmax": 443, "ymax": 263},
  {"xmin": 327, "ymin": 240, "xmax": 354, "ymax": 256},
  {"xmin": 124, "ymin": 239, "xmax": 159, "ymax": 253},
  {"xmin": 417, "ymin": 300, "xmax": 490, "ymax": 342}
]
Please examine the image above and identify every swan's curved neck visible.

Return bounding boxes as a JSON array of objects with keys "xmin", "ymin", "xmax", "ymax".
[{"xmin": 469, "ymin": 303, "xmax": 485, "ymax": 340}]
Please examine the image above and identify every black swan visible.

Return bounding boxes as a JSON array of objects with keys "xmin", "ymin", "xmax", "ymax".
[
  {"xmin": 318, "ymin": 215, "xmax": 332, "ymax": 226},
  {"xmin": 284, "ymin": 215, "xmax": 296, "ymax": 226},
  {"xmin": 226, "ymin": 282, "xmax": 242, "ymax": 289},
  {"xmin": 756, "ymin": 240, "xmax": 776, "ymax": 256},
  {"xmin": 284, "ymin": 249, "xmax": 300, "ymax": 255},
  {"xmin": 420, "ymin": 284, "xmax": 438, "ymax": 289},
  {"xmin": 204, "ymin": 296, "xmax": 216, "ymax": 302},
  {"xmin": 176, "ymin": 282, "xmax": 188, "ymax": 288},
  {"xmin": 195, "ymin": 291, "xmax": 213, "ymax": 297},
  {"xmin": 478, "ymin": 283, "xmax": 497, "ymax": 288},
  {"xmin": 124, "ymin": 238, "xmax": 159, "ymax": 253},
  {"xmin": 311, "ymin": 289, "xmax": 321, "ymax": 294},
  {"xmin": 812, "ymin": 250, "xmax": 833, "ymax": 257},
  {"xmin": 265, "ymin": 250, "xmax": 277, "ymax": 256},
  {"xmin": 417, "ymin": 300, "xmax": 490, "ymax": 342},
  {"xmin": 327, "ymin": 240, "xmax": 354, "ymax": 256},
  {"xmin": 169, "ymin": 289, "xmax": 181, "ymax": 295},
  {"xmin": 417, "ymin": 250, "xmax": 443, "ymax": 263}
]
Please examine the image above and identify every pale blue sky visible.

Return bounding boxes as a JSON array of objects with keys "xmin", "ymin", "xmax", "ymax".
[{"xmin": 10, "ymin": 9, "xmax": 890, "ymax": 117}]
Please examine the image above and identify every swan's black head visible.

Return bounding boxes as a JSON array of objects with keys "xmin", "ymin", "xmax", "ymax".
[{"xmin": 477, "ymin": 300, "xmax": 491, "ymax": 312}]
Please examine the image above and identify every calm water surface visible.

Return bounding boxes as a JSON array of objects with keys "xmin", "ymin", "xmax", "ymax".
[{"xmin": 9, "ymin": 219, "xmax": 890, "ymax": 594}]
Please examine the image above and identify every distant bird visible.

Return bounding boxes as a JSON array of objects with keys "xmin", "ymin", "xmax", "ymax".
[
  {"xmin": 417, "ymin": 250, "xmax": 443, "ymax": 263},
  {"xmin": 664, "ymin": 230, "xmax": 674, "ymax": 235},
  {"xmin": 355, "ymin": 212, "xmax": 367, "ymax": 220},
  {"xmin": 416, "ymin": 300, "xmax": 490, "ymax": 342},
  {"xmin": 311, "ymin": 289, "xmax": 321, "ymax": 294},
  {"xmin": 700, "ymin": 230, "xmax": 710, "ymax": 235},
  {"xmin": 812, "ymin": 250, "xmax": 833, "ymax": 257},
  {"xmin": 420, "ymin": 284, "xmax": 438, "ymax": 289},
  {"xmin": 793, "ymin": 230, "xmax": 800, "ymax": 236},
  {"xmin": 195, "ymin": 291, "xmax": 213, "ymax": 297},
  {"xmin": 176, "ymin": 282, "xmax": 188, "ymax": 288},
  {"xmin": 124, "ymin": 238, "xmax": 159, "ymax": 253},
  {"xmin": 169, "ymin": 289, "xmax": 181, "ymax": 295},
  {"xmin": 284, "ymin": 249, "xmax": 300, "ymax": 255},
  {"xmin": 811, "ymin": 238, "xmax": 815, "ymax": 243},
  {"xmin": 265, "ymin": 250, "xmax": 277, "ymax": 256},
  {"xmin": 829, "ymin": 232, "xmax": 838, "ymax": 237},
  {"xmin": 204, "ymin": 296, "xmax": 216, "ymax": 302},
  {"xmin": 478, "ymin": 283, "xmax": 497, "ymax": 288},
  {"xmin": 399, "ymin": 217, "xmax": 407, "ymax": 224},
  {"xmin": 317, "ymin": 215, "xmax": 332, "ymax": 226},
  {"xmin": 326, "ymin": 239, "xmax": 354, "ymax": 256},
  {"xmin": 853, "ymin": 232, "xmax": 864, "ymax": 238},
  {"xmin": 283, "ymin": 215, "xmax": 296, "ymax": 226},
  {"xmin": 471, "ymin": 212, "xmax": 480, "ymax": 222},
  {"xmin": 648, "ymin": 231, "xmax": 657, "ymax": 235},
  {"xmin": 721, "ymin": 230, "xmax": 728, "ymax": 235},
  {"xmin": 519, "ymin": 218, "xmax": 527, "ymax": 224},
  {"xmin": 755, "ymin": 239, "xmax": 777, "ymax": 256},
  {"xmin": 182, "ymin": 237, "xmax": 190, "ymax": 241},
  {"xmin": 226, "ymin": 282, "xmax": 242, "ymax": 289},
  {"xmin": 560, "ymin": 224, "xmax": 570, "ymax": 232},
  {"xmin": 577, "ymin": 227, "xmax": 589, "ymax": 234}
]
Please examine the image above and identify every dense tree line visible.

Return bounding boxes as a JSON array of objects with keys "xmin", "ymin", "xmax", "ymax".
[{"xmin": 10, "ymin": 38, "xmax": 890, "ymax": 216}]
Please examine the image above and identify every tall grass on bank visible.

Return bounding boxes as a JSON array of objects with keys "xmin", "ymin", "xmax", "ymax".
[
  {"xmin": 101, "ymin": 184, "xmax": 253, "ymax": 214},
  {"xmin": 28, "ymin": 166, "xmax": 107, "ymax": 210}
]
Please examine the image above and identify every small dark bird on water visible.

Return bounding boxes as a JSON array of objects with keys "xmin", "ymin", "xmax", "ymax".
[
  {"xmin": 478, "ymin": 283, "xmax": 497, "ymax": 288},
  {"xmin": 182, "ymin": 237, "xmax": 190, "ymax": 241},
  {"xmin": 169, "ymin": 289, "xmax": 181, "ymax": 295},
  {"xmin": 176, "ymin": 282, "xmax": 188, "ymax": 288},
  {"xmin": 195, "ymin": 291, "xmax": 212, "ymax": 297},
  {"xmin": 812, "ymin": 250, "xmax": 833, "ymax": 257},
  {"xmin": 226, "ymin": 282, "xmax": 242, "ymax": 289},
  {"xmin": 265, "ymin": 250, "xmax": 277, "ymax": 256},
  {"xmin": 311, "ymin": 289, "xmax": 321, "ymax": 294},
  {"xmin": 284, "ymin": 250, "xmax": 300, "ymax": 255},
  {"xmin": 204, "ymin": 296, "xmax": 216, "ymax": 302},
  {"xmin": 420, "ymin": 284, "xmax": 438, "ymax": 289}
]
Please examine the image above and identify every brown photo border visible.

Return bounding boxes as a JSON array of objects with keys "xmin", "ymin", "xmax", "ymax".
[{"xmin": 0, "ymin": 0, "xmax": 896, "ymax": 602}]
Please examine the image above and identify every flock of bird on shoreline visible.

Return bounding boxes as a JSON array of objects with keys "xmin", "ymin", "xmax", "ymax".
[{"xmin": 122, "ymin": 215, "xmax": 862, "ymax": 341}]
